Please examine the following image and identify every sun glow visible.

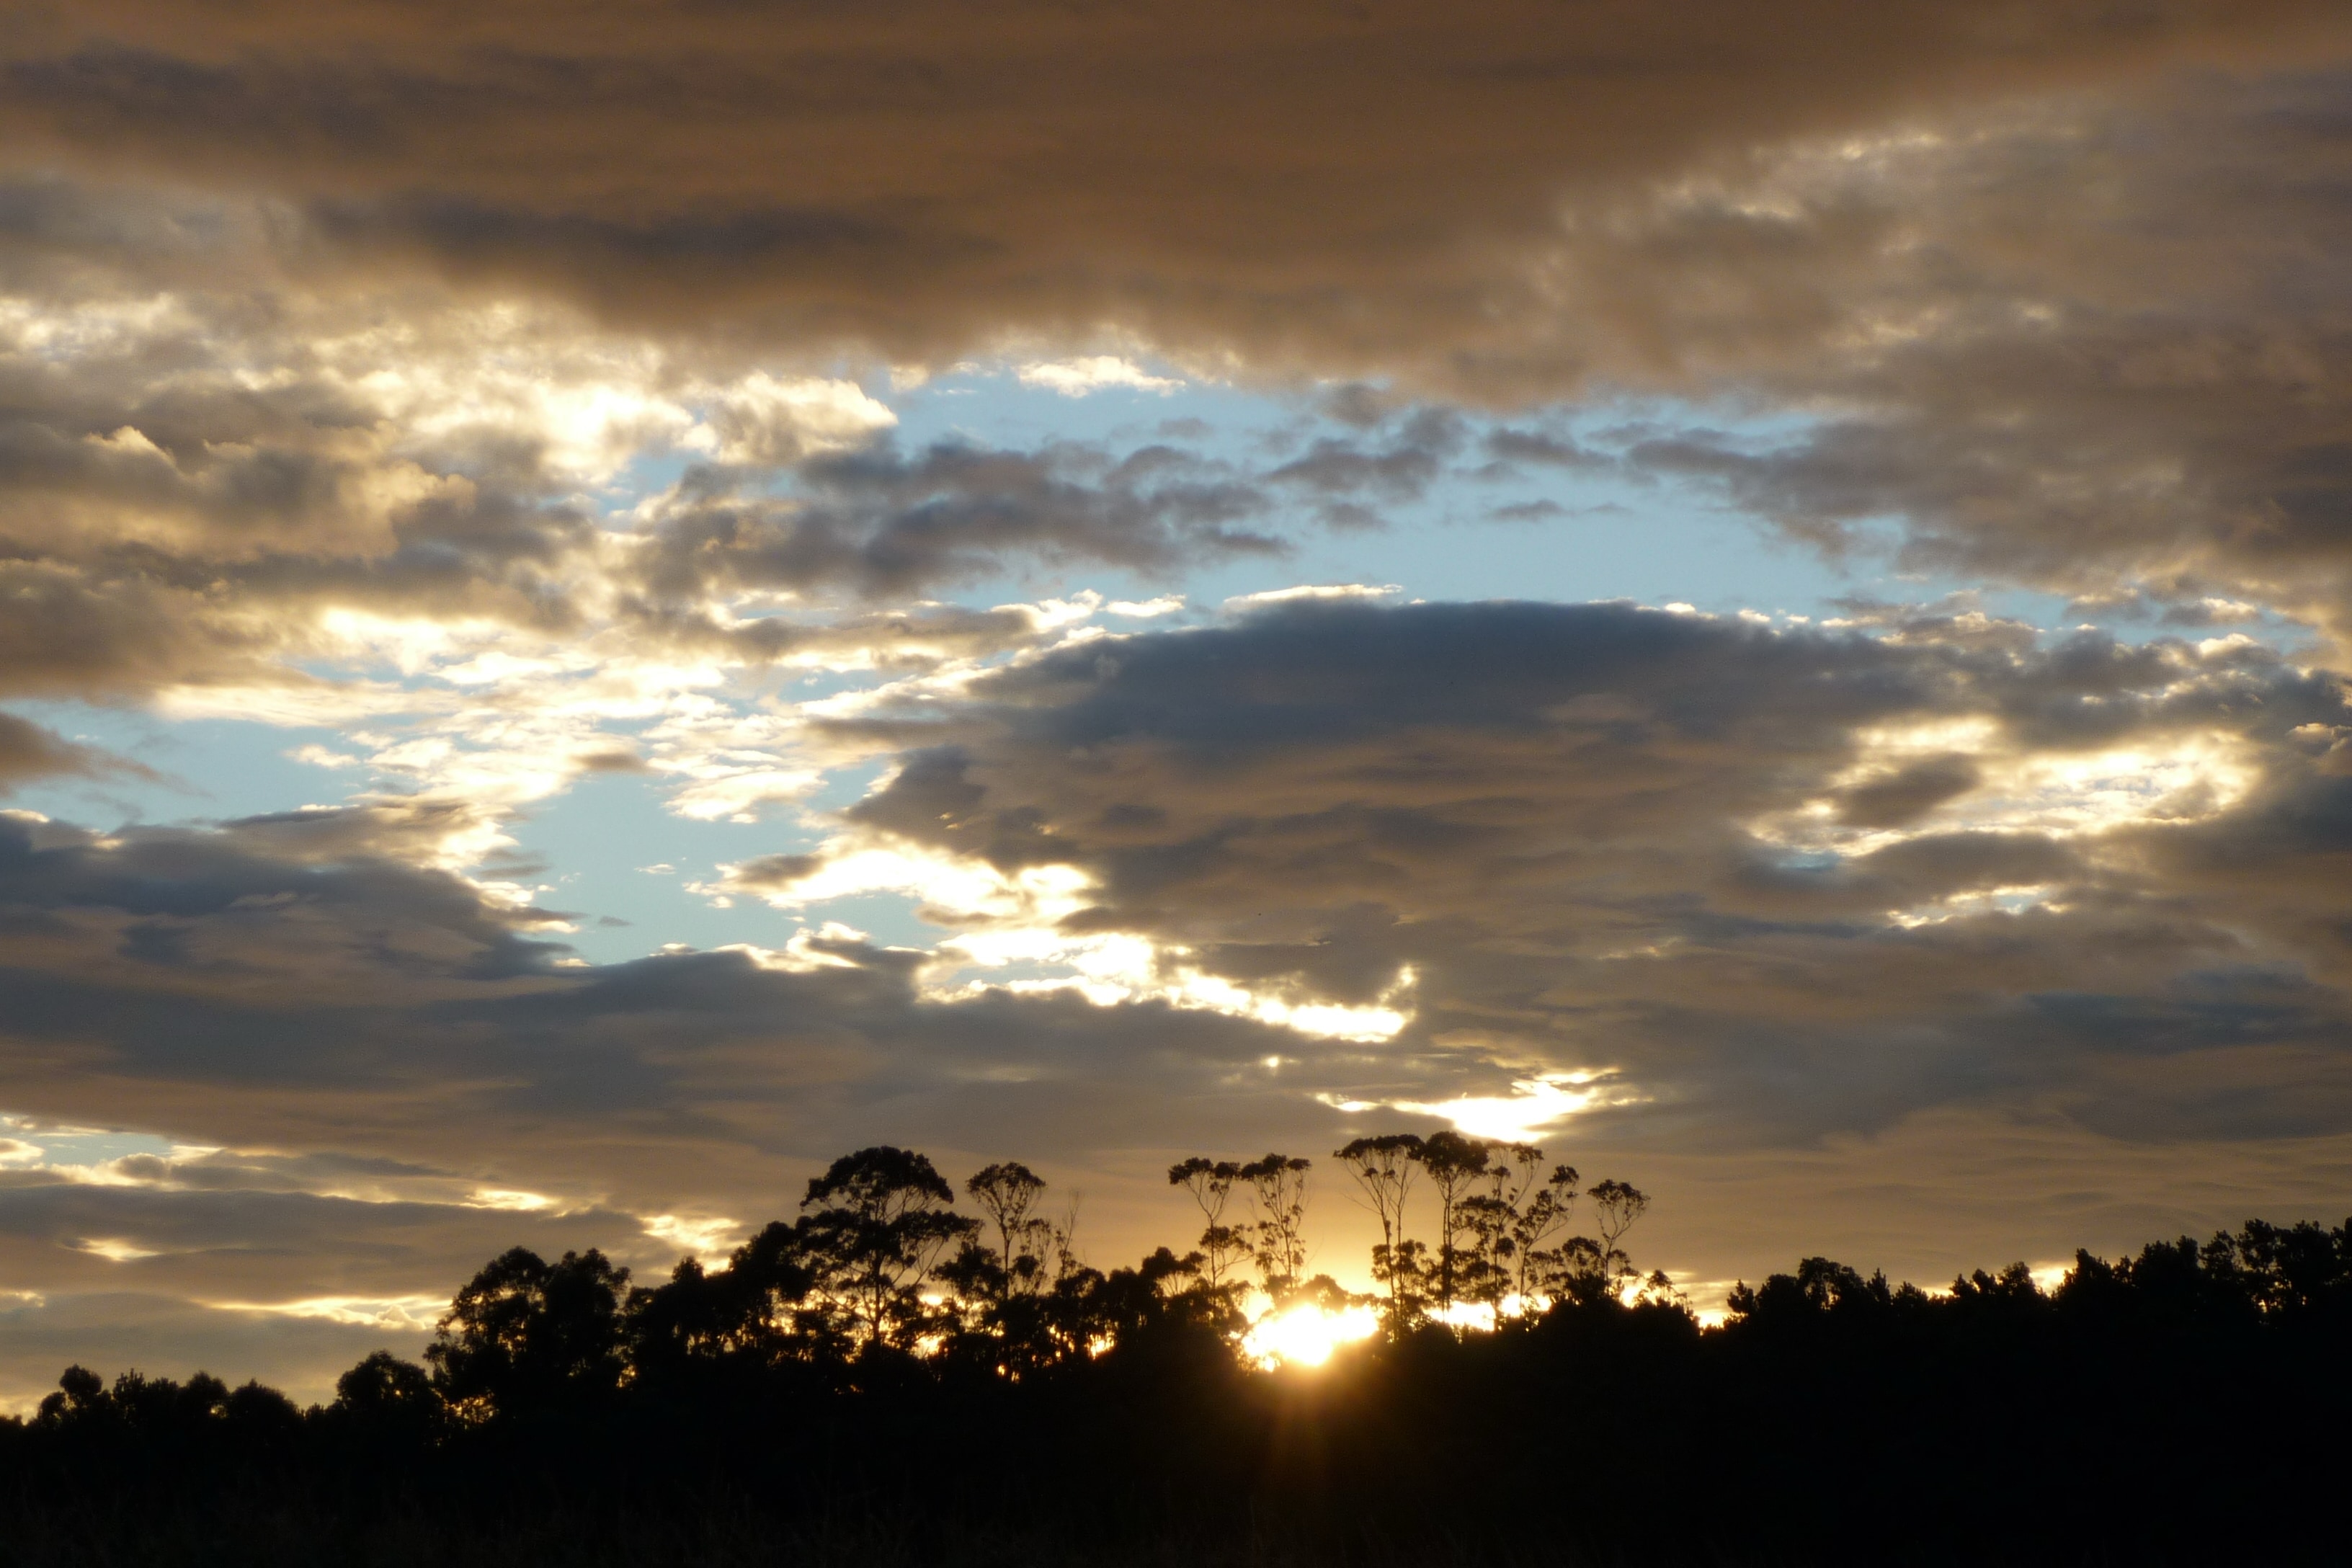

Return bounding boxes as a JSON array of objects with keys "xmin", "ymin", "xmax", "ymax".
[{"xmin": 1242, "ymin": 1304, "xmax": 1381, "ymax": 1369}]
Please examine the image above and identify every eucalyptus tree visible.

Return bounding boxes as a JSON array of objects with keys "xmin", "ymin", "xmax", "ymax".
[
  {"xmin": 1589, "ymin": 1179, "xmax": 1652, "ymax": 1292},
  {"xmin": 1451, "ymin": 1141, "xmax": 1545, "ymax": 1315},
  {"xmin": 798, "ymin": 1146, "xmax": 977, "ymax": 1353},
  {"xmin": 328, "ymin": 1351, "xmax": 442, "ymax": 1445},
  {"xmin": 1415, "ymin": 1130, "xmax": 1498, "ymax": 1320},
  {"xmin": 1168, "ymin": 1157, "xmax": 1253, "ymax": 1293},
  {"xmin": 943, "ymin": 1160, "xmax": 1090, "ymax": 1373},
  {"xmin": 1334, "ymin": 1133, "xmax": 1427, "ymax": 1333},
  {"xmin": 1237, "ymin": 1153, "xmax": 1312, "ymax": 1305},
  {"xmin": 963, "ymin": 1160, "xmax": 1055, "ymax": 1302},
  {"xmin": 1506, "ymin": 1162, "xmax": 1582, "ymax": 1310}
]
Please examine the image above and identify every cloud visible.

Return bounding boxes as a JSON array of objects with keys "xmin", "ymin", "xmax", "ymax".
[
  {"xmin": 681, "ymin": 373, "xmax": 896, "ymax": 467},
  {"xmin": 0, "ymin": 712, "xmax": 120, "ymax": 790},
  {"xmin": 1594, "ymin": 71, "xmax": 2352, "ymax": 636},
  {"xmin": 796, "ymin": 598, "xmax": 2352, "ymax": 1143},
  {"xmin": 12, "ymin": 30, "xmax": 2352, "ymax": 649},
  {"xmin": 0, "ymin": 262, "xmax": 940, "ymax": 711},
  {"xmin": 1834, "ymin": 754, "xmax": 1984, "ymax": 829},
  {"xmin": 1265, "ymin": 409, "xmax": 1466, "ymax": 526},
  {"xmin": 627, "ymin": 437, "xmax": 1285, "ymax": 602},
  {"xmin": 0, "ymin": 4, "xmax": 2335, "ymax": 383},
  {"xmin": 1016, "ymin": 357, "xmax": 1182, "ymax": 398}
]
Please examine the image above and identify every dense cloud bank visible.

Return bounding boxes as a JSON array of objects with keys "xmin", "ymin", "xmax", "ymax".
[
  {"xmin": 1, "ymin": 2, "xmax": 2330, "ymax": 368},
  {"xmin": 792, "ymin": 599, "xmax": 2352, "ymax": 1137},
  {"xmin": 16, "ymin": 63, "xmax": 2352, "ymax": 671}
]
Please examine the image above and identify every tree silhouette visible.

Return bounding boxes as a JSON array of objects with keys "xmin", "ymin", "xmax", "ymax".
[
  {"xmin": 1587, "ymin": 1179, "xmax": 1652, "ymax": 1293},
  {"xmin": 425, "ymin": 1247, "xmax": 632, "ymax": 1420},
  {"xmin": 1167, "ymin": 1157, "xmax": 1252, "ymax": 1295},
  {"xmin": 1237, "ymin": 1153, "xmax": 1311, "ymax": 1305},
  {"xmin": 630, "ymin": 1249, "xmax": 797, "ymax": 1375},
  {"xmin": 1451, "ymin": 1141, "xmax": 1543, "ymax": 1315},
  {"xmin": 1507, "ymin": 1162, "xmax": 1581, "ymax": 1309},
  {"xmin": 20, "ymin": 1140, "xmax": 2352, "ymax": 1568},
  {"xmin": 798, "ymin": 1145, "xmax": 977, "ymax": 1354},
  {"xmin": 327, "ymin": 1350, "xmax": 442, "ymax": 1443},
  {"xmin": 1414, "ymin": 1130, "xmax": 1496, "ymax": 1320},
  {"xmin": 940, "ymin": 1160, "xmax": 1090, "ymax": 1373},
  {"xmin": 1334, "ymin": 1133, "xmax": 1427, "ymax": 1333},
  {"xmin": 1079, "ymin": 1244, "xmax": 1242, "ymax": 1348},
  {"xmin": 34, "ymin": 1364, "xmax": 107, "ymax": 1429},
  {"xmin": 960, "ymin": 1160, "xmax": 1053, "ymax": 1303}
]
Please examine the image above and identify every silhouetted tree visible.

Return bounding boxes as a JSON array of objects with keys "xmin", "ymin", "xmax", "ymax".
[
  {"xmin": 1725, "ymin": 1257, "xmax": 1910, "ymax": 1324},
  {"xmin": 630, "ymin": 1247, "xmax": 808, "ymax": 1376},
  {"xmin": 1167, "ymin": 1157, "xmax": 1252, "ymax": 1294},
  {"xmin": 33, "ymin": 1366, "xmax": 244, "ymax": 1443},
  {"xmin": 941, "ymin": 1160, "xmax": 1088, "ymax": 1373},
  {"xmin": 328, "ymin": 1351, "xmax": 442, "ymax": 1443},
  {"xmin": 425, "ymin": 1246, "xmax": 631, "ymax": 1420},
  {"xmin": 1237, "ymin": 1153, "xmax": 1311, "ymax": 1304},
  {"xmin": 1414, "ymin": 1130, "xmax": 1494, "ymax": 1319},
  {"xmin": 1587, "ymin": 1178, "xmax": 1651, "ymax": 1293},
  {"xmin": 33, "ymin": 1365, "xmax": 107, "ymax": 1430},
  {"xmin": 1507, "ymin": 1161, "xmax": 1581, "ymax": 1309},
  {"xmin": 1081, "ymin": 1245, "xmax": 1243, "ymax": 1348},
  {"xmin": 2233, "ymin": 1216, "xmax": 2352, "ymax": 1319},
  {"xmin": 1452, "ymin": 1140, "xmax": 1541, "ymax": 1314},
  {"xmin": 23, "ymin": 1155, "xmax": 2352, "ymax": 1568},
  {"xmin": 961, "ymin": 1160, "xmax": 1053, "ymax": 1303},
  {"xmin": 798, "ymin": 1146, "xmax": 976, "ymax": 1353},
  {"xmin": 1335, "ymin": 1133, "xmax": 1427, "ymax": 1333}
]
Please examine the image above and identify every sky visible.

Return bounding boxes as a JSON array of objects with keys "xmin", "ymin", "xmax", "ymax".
[{"xmin": 6, "ymin": 0, "xmax": 2352, "ymax": 1407}]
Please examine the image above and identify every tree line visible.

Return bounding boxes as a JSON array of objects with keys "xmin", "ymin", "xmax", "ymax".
[
  {"xmin": 390, "ymin": 1133, "xmax": 1659, "ymax": 1420},
  {"xmin": 5, "ymin": 1138, "xmax": 2351, "ymax": 1566}
]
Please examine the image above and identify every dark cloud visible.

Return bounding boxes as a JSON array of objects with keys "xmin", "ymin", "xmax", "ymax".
[
  {"xmin": 0, "ymin": 276, "xmax": 605, "ymax": 700},
  {"xmin": 1598, "ymin": 70, "xmax": 2352, "ymax": 631},
  {"xmin": 1836, "ymin": 755, "xmax": 1983, "ymax": 829},
  {"xmin": 0, "ymin": 2, "xmax": 2334, "ymax": 380},
  {"xmin": 0, "ymin": 1175, "xmax": 649, "ymax": 1306},
  {"xmin": 1482, "ymin": 427, "xmax": 1611, "ymax": 473},
  {"xmin": 0, "ymin": 809, "xmax": 569, "ymax": 1008},
  {"xmin": 631, "ymin": 439, "xmax": 1282, "ymax": 602},
  {"xmin": 806, "ymin": 599, "xmax": 2352, "ymax": 1143},
  {"xmin": 1267, "ymin": 410, "xmax": 1464, "ymax": 502},
  {"xmin": 17, "ymin": 53, "xmax": 2352, "ymax": 687},
  {"xmin": 0, "ymin": 710, "xmax": 117, "ymax": 790}
]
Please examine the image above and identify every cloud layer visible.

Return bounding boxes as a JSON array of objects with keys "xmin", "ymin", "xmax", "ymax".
[
  {"xmin": 9, "ymin": 3, "xmax": 2328, "ymax": 360},
  {"xmin": 6, "ymin": 597, "xmax": 2352, "ymax": 1402}
]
